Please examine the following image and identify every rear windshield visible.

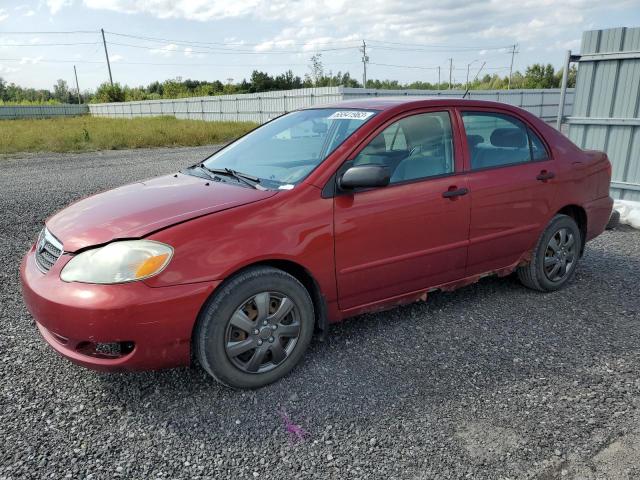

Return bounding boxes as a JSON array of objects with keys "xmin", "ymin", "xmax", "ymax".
[{"xmin": 203, "ymin": 108, "xmax": 377, "ymax": 188}]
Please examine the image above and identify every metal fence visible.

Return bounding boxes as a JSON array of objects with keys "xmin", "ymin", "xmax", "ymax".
[
  {"xmin": 341, "ymin": 87, "xmax": 573, "ymax": 124},
  {"xmin": 567, "ymin": 26, "xmax": 640, "ymax": 201},
  {"xmin": 0, "ymin": 88, "xmax": 572, "ymax": 124},
  {"xmin": 88, "ymin": 87, "xmax": 344, "ymax": 123},
  {"xmin": 0, "ymin": 104, "xmax": 88, "ymax": 119},
  {"xmin": 88, "ymin": 87, "xmax": 574, "ymax": 125}
]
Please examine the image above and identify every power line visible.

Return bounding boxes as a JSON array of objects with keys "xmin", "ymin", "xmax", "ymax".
[
  {"xmin": 0, "ymin": 29, "xmax": 515, "ymax": 53},
  {"xmin": 0, "ymin": 29, "xmax": 514, "ymax": 53},
  {"xmin": 0, "ymin": 30, "xmax": 98, "ymax": 34},
  {"xmin": 369, "ymin": 62, "xmax": 438, "ymax": 70},
  {"xmin": 365, "ymin": 39, "xmax": 512, "ymax": 50},
  {"xmin": 367, "ymin": 44, "xmax": 512, "ymax": 53},
  {"xmin": 0, "ymin": 42, "xmax": 100, "ymax": 47},
  {"xmin": 0, "ymin": 58, "xmax": 103, "ymax": 63},
  {"xmin": 106, "ymin": 40, "xmax": 358, "ymax": 55},
  {"xmin": 0, "ymin": 57, "xmax": 359, "ymax": 67},
  {"xmin": 105, "ymin": 30, "xmax": 360, "ymax": 48},
  {"xmin": 369, "ymin": 62, "xmax": 508, "ymax": 71},
  {"xmin": 0, "ymin": 57, "xmax": 507, "ymax": 70},
  {"xmin": 0, "ymin": 27, "xmax": 520, "ymax": 89}
]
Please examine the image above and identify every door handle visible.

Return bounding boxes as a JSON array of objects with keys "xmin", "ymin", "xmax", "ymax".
[
  {"xmin": 442, "ymin": 187, "xmax": 469, "ymax": 198},
  {"xmin": 536, "ymin": 170, "xmax": 555, "ymax": 181}
]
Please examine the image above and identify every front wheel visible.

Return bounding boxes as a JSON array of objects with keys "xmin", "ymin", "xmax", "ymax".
[
  {"xmin": 194, "ymin": 266, "xmax": 314, "ymax": 389},
  {"xmin": 517, "ymin": 214, "xmax": 582, "ymax": 292}
]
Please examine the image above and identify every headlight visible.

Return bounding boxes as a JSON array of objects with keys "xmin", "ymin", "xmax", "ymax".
[{"xmin": 60, "ymin": 240, "xmax": 173, "ymax": 284}]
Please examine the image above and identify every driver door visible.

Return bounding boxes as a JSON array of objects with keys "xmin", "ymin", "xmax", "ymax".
[{"xmin": 333, "ymin": 110, "xmax": 471, "ymax": 311}]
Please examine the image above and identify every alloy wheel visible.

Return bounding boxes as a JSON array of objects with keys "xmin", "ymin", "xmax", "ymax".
[
  {"xmin": 543, "ymin": 227, "xmax": 577, "ymax": 282},
  {"xmin": 224, "ymin": 292, "xmax": 301, "ymax": 374}
]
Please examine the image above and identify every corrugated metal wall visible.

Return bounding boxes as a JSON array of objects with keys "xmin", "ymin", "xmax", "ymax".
[
  {"xmin": 0, "ymin": 104, "xmax": 88, "ymax": 119},
  {"xmin": 568, "ymin": 27, "xmax": 640, "ymax": 201},
  {"xmin": 1, "ymin": 87, "xmax": 575, "ymax": 128},
  {"xmin": 89, "ymin": 87, "xmax": 574, "ymax": 125},
  {"xmin": 88, "ymin": 87, "xmax": 345, "ymax": 123},
  {"xmin": 342, "ymin": 88, "xmax": 573, "ymax": 124}
]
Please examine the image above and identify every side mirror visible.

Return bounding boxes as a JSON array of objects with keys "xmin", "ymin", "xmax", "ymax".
[{"xmin": 339, "ymin": 165, "xmax": 390, "ymax": 190}]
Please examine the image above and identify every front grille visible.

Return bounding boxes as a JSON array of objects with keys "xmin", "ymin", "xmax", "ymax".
[{"xmin": 35, "ymin": 228, "xmax": 63, "ymax": 273}]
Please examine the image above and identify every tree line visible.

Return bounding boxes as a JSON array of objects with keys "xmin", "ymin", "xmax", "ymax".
[{"xmin": 0, "ymin": 62, "xmax": 576, "ymax": 105}]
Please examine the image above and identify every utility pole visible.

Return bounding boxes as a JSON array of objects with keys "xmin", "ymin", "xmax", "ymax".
[
  {"xmin": 437, "ymin": 66, "xmax": 440, "ymax": 90},
  {"xmin": 556, "ymin": 50, "xmax": 573, "ymax": 130},
  {"xmin": 508, "ymin": 43, "xmax": 518, "ymax": 90},
  {"xmin": 360, "ymin": 40, "xmax": 369, "ymax": 89},
  {"xmin": 101, "ymin": 28, "xmax": 113, "ymax": 86},
  {"xmin": 73, "ymin": 65, "xmax": 81, "ymax": 104},
  {"xmin": 448, "ymin": 58, "xmax": 453, "ymax": 89}
]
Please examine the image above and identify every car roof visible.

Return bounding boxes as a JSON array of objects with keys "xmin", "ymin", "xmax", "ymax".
[{"xmin": 310, "ymin": 96, "xmax": 517, "ymax": 112}]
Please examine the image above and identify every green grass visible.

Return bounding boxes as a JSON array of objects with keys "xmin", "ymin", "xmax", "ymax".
[{"xmin": 0, "ymin": 116, "xmax": 258, "ymax": 154}]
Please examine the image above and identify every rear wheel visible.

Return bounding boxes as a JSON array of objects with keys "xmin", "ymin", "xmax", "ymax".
[
  {"xmin": 194, "ymin": 266, "xmax": 314, "ymax": 389},
  {"xmin": 517, "ymin": 214, "xmax": 582, "ymax": 292}
]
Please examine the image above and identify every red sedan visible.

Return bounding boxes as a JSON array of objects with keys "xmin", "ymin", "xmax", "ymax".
[{"xmin": 20, "ymin": 98, "xmax": 613, "ymax": 388}]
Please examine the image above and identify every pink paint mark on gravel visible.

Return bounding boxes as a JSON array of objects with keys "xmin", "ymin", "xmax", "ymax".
[{"xmin": 279, "ymin": 408, "xmax": 309, "ymax": 444}]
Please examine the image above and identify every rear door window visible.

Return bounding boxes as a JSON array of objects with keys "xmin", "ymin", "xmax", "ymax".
[{"xmin": 462, "ymin": 112, "xmax": 537, "ymax": 170}]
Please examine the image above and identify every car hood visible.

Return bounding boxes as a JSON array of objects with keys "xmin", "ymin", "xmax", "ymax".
[{"xmin": 46, "ymin": 172, "xmax": 277, "ymax": 252}]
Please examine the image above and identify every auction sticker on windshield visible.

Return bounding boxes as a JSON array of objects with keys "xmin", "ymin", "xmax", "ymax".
[{"xmin": 328, "ymin": 111, "xmax": 375, "ymax": 120}]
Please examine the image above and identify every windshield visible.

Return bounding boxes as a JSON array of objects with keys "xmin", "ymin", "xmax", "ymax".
[{"xmin": 202, "ymin": 108, "xmax": 377, "ymax": 188}]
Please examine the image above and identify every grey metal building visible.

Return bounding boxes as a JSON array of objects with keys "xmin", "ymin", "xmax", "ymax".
[{"xmin": 568, "ymin": 26, "xmax": 640, "ymax": 201}]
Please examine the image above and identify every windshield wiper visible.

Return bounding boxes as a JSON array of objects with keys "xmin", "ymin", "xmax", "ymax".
[
  {"xmin": 184, "ymin": 164, "xmax": 222, "ymax": 182},
  {"xmin": 199, "ymin": 165, "xmax": 261, "ymax": 189}
]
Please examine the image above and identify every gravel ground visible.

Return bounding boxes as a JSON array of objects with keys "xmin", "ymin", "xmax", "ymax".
[{"xmin": 1, "ymin": 146, "xmax": 639, "ymax": 480}]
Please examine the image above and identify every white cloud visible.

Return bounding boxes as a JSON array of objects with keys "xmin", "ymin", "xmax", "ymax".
[
  {"xmin": 223, "ymin": 37, "xmax": 245, "ymax": 45},
  {"xmin": 19, "ymin": 56, "xmax": 44, "ymax": 65},
  {"xmin": 0, "ymin": 37, "xmax": 40, "ymax": 49},
  {"xmin": 110, "ymin": 54, "xmax": 124, "ymax": 62},
  {"xmin": 82, "ymin": 0, "xmax": 260, "ymax": 20},
  {"xmin": 183, "ymin": 47, "xmax": 204, "ymax": 58},
  {"xmin": 0, "ymin": 8, "xmax": 9, "ymax": 22},
  {"xmin": 79, "ymin": 0, "xmax": 633, "ymax": 55},
  {"xmin": 24, "ymin": 9, "xmax": 36, "ymax": 16},
  {"xmin": 46, "ymin": 0, "xmax": 73, "ymax": 15},
  {"xmin": 149, "ymin": 43, "xmax": 179, "ymax": 57},
  {"xmin": 0, "ymin": 64, "xmax": 20, "ymax": 74}
]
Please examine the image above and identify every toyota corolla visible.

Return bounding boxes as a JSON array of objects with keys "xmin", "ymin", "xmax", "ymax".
[{"xmin": 20, "ymin": 98, "xmax": 613, "ymax": 388}]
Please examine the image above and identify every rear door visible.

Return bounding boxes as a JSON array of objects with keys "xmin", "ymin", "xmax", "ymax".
[
  {"xmin": 458, "ymin": 109, "xmax": 558, "ymax": 276},
  {"xmin": 333, "ymin": 109, "xmax": 470, "ymax": 310}
]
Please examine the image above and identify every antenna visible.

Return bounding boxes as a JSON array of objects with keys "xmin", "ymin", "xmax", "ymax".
[{"xmin": 462, "ymin": 61, "xmax": 486, "ymax": 99}]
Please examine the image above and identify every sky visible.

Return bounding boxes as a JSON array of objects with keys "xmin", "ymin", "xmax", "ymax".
[{"xmin": 0, "ymin": 0, "xmax": 639, "ymax": 91}]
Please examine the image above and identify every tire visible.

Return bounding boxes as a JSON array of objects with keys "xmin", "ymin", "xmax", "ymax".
[
  {"xmin": 517, "ymin": 214, "xmax": 582, "ymax": 292},
  {"xmin": 606, "ymin": 209, "xmax": 620, "ymax": 230},
  {"xmin": 194, "ymin": 266, "xmax": 314, "ymax": 389}
]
